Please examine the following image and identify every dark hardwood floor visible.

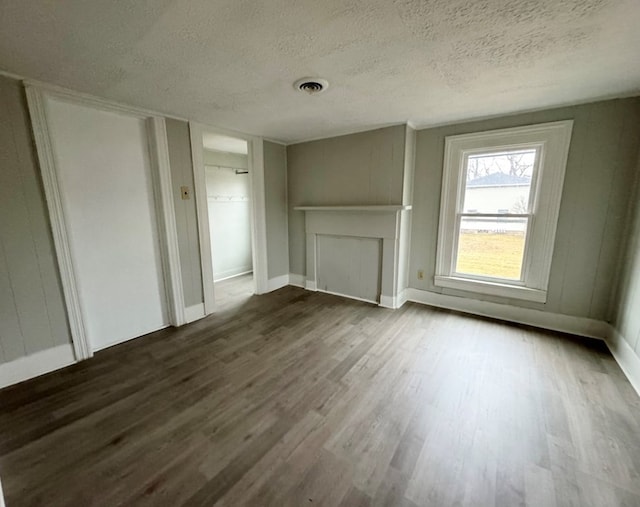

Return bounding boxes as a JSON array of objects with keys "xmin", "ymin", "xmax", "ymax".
[{"xmin": 1, "ymin": 282, "xmax": 640, "ymax": 506}]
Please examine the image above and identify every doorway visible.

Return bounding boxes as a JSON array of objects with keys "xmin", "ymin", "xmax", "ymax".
[
  {"xmin": 26, "ymin": 86, "xmax": 184, "ymax": 358},
  {"xmin": 189, "ymin": 123, "xmax": 268, "ymax": 314},
  {"xmin": 203, "ymin": 135, "xmax": 253, "ymax": 306}
]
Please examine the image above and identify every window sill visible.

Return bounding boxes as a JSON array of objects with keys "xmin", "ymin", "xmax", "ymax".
[{"xmin": 434, "ymin": 275, "xmax": 547, "ymax": 303}]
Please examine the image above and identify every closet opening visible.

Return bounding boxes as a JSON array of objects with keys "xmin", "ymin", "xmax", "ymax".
[
  {"xmin": 200, "ymin": 132, "xmax": 254, "ymax": 307},
  {"xmin": 190, "ymin": 122, "xmax": 268, "ymax": 315}
]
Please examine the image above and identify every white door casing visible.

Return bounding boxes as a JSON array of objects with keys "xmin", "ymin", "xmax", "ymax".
[
  {"xmin": 26, "ymin": 84, "xmax": 185, "ymax": 358},
  {"xmin": 189, "ymin": 122, "xmax": 269, "ymax": 315}
]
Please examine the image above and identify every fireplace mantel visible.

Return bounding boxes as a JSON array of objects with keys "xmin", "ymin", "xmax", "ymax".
[{"xmin": 296, "ymin": 205, "xmax": 412, "ymax": 308}]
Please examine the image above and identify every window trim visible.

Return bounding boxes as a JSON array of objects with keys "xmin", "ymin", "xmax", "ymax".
[{"xmin": 435, "ymin": 121, "xmax": 573, "ymax": 303}]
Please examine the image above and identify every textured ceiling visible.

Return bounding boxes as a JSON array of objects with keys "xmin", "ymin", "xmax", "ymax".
[{"xmin": 1, "ymin": 0, "xmax": 639, "ymax": 143}]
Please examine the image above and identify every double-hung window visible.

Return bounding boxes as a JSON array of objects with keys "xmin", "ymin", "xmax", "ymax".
[{"xmin": 435, "ymin": 121, "xmax": 573, "ymax": 302}]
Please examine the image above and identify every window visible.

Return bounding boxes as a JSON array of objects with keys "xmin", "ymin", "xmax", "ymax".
[{"xmin": 435, "ymin": 121, "xmax": 573, "ymax": 302}]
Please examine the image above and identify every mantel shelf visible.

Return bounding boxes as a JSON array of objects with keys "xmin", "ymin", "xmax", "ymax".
[{"xmin": 294, "ymin": 205, "xmax": 412, "ymax": 212}]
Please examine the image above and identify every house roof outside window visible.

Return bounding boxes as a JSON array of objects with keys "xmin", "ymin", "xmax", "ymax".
[{"xmin": 467, "ymin": 173, "xmax": 531, "ymax": 187}]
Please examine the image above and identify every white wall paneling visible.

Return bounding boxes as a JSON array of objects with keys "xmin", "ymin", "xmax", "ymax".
[
  {"xmin": 25, "ymin": 84, "xmax": 185, "ymax": 356},
  {"xmin": 147, "ymin": 117, "xmax": 186, "ymax": 326}
]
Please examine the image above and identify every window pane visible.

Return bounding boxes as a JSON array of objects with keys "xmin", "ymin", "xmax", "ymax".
[
  {"xmin": 463, "ymin": 149, "xmax": 536, "ymax": 214},
  {"xmin": 455, "ymin": 217, "xmax": 528, "ymax": 280}
]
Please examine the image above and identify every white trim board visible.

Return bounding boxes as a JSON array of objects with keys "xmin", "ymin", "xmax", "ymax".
[
  {"xmin": 0, "ymin": 345, "xmax": 76, "ymax": 389},
  {"xmin": 189, "ymin": 122, "xmax": 269, "ymax": 317},
  {"xmin": 214, "ymin": 269, "xmax": 253, "ymax": 283},
  {"xmin": 299, "ymin": 276, "xmax": 384, "ymax": 306},
  {"xmin": 404, "ymin": 288, "xmax": 608, "ymax": 340},
  {"xmin": 21, "ymin": 77, "xmax": 190, "ymax": 123},
  {"xmin": 185, "ymin": 303, "xmax": 206, "ymax": 324},
  {"xmin": 605, "ymin": 326, "xmax": 640, "ymax": 398},
  {"xmin": 267, "ymin": 274, "xmax": 289, "ymax": 292},
  {"xmin": 25, "ymin": 85, "xmax": 91, "ymax": 360},
  {"xmin": 147, "ymin": 117, "xmax": 186, "ymax": 326},
  {"xmin": 25, "ymin": 84, "xmax": 186, "ymax": 360},
  {"xmin": 317, "ymin": 288, "xmax": 379, "ymax": 306},
  {"xmin": 380, "ymin": 289, "xmax": 408, "ymax": 310}
]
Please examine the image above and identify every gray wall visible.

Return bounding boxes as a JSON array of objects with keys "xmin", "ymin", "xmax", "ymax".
[
  {"xmin": 0, "ymin": 75, "xmax": 71, "ymax": 364},
  {"xmin": 612, "ymin": 147, "xmax": 640, "ymax": 354},
  {"xmin": 287, "ymin": 125, "xmax": 407, "ymax": 275},
  {"xmin": 397, "ymin": 125, "xmax": 416, "ymax": 293},
  {"xmin": 264, "ymin": 141, "xmax": 289, "ymax": 280},
  {"xmin": 409, "ymin": 98, "xmax": 640, "ymax": 320},
  {"xmin": 166, "ymin": 119, "xmax": 203, "ymax": 307}
]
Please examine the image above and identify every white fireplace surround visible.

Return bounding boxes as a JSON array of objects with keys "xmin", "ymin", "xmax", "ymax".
[{"xmin": 295, "ymin": 205, "xmax": 412, "ymax": 308}]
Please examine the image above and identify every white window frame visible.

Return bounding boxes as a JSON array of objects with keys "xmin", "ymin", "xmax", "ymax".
[{"xmin": 435, "ymin": 121, "xmax": 573, "ymax": 303}]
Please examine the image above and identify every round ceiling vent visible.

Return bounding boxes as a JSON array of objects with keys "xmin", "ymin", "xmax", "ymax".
[{"xmin": 294, "ymin": 77, "xmax": 329, "ymax": 95}]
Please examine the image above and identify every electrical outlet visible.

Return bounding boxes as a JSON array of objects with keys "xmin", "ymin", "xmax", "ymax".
[
  {"xmin": 417, "ymin": 269, "xmax": 424, "ymax": 280},
  {"xmin": 180, "ymin": 186, "xmax": 191, "ymax": 200}
]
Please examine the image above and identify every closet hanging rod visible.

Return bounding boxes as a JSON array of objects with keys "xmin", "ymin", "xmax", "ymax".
[{"xmin": 204, "ymin": 164, "xmax": 249, "ymax": 174}]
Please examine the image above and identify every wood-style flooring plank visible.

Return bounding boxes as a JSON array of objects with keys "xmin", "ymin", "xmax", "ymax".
[{"xmin": 1, "ymin": 274, "xmax": 640, "ymax": 506}]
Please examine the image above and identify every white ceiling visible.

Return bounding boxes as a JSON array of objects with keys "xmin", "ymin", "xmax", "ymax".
[
  {"xmin": 202, "ymin": 133, "xmax": 248, "ymax": 154},
  {"xmin": 1, "ymin": 0, "xmax": 639, "ymax": 143}
]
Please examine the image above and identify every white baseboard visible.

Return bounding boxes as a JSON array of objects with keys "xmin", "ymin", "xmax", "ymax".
[
  {"xmin": 405, "ymin": 288, "xmax": 608, "ymax": 340},
  {"xmin": 305, "ymin": 280, "xmax": 317, "ymax": 291},
  {"xmin": 214, "ymin": 269, "xmax": 253, "ymax": 283},
  {"xmin": 605, "ymin": 325, "xmax": 640, "ymax": 398},
  {"xmin": 288, "ymin": 273, "xmax": 305, "ymax": 288},
  {"xmin": 399, "ymin": 289, "xmax": 408, "ymax": 308},
  {"xmin": 317, "ymin": 288, "xmax": 378, "ymax": 305},
  {"xmin": 379, "ymin": 295, "xmax": 394, "ymax": 309},
  {"xmin": 0, "ymin": 344, "xmax": 76, "ymax": 389},
  {"xmin": 185, "ymin": 303, "xmax": 205, "ymax": 323},
  {"xmin": 267, "ymin": 274, "xmax": 289, "ymax": 292},
  {"xmin": 380, "ymin": 290, "xmax": 408, "ymax": 310}
]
